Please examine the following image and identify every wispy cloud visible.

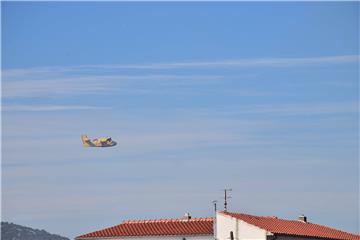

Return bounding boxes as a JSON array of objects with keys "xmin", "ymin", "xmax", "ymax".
[
  {"xmin": 2, "ymin": 105, "xmax": 111, "ymax": 112},
  {"xmin": 86, "ymin": 55, "xmax": 358, "ymax": 70},
  {"xmin": 2, "ymin": 101, "xmax": 356, "ymax": 165},
  {"xmin": 3, "ymin": 55, "xmax": 358, "ymax": 100},
  {"xmin": 2, "ymin": 55, "xmax": 357, "ymax": 99},
  {"xmin": 230, "ymin": 102, "xmax": 359, "ymax": 116},
  {"xmin": 2, "ymin": 74, "xmax": 224, "ymax": 98},
  {"xmin": 3, "ymin": 55, "xmax": 358, "ymax": 77}
]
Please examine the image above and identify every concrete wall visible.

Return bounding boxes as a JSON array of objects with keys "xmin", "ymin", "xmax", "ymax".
[
  {"xmin": 216, "ymin": 212, "xmax": 267, "ymax": 240},
  {"xmin": 216, "ymin": 212, "xmax": 238, "ymax": 240}
]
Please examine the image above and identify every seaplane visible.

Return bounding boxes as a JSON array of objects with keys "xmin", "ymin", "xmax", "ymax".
[{"xmin": 81, "ymin": 134, "xmax": 117, "ymax": 147}]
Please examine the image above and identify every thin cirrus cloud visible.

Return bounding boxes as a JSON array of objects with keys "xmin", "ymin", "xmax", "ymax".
[
  {"xmin": 2, "ymin": 105, "xmax": 112, "ymax": 112},
  {"xmin": 2, "ymin": 55, "xmax": 358, "ymax": 100},
  {"xmin": 229, "ymin": 102, "xmax": 359, "ymax": 116},
  {"xmin": 3, "ymin": 55, "xmax": 358, "ymax": 78},
  {"xmin": 82, "ymin": 55, "xmax": 358, "ymax": 70},
  {"xmin": 2, "ymin": 74, "xmax": 224, "ymax": 98},
  {"xmin": 2, "ymin": 54, "xmax": 358, "ymax": 112}
]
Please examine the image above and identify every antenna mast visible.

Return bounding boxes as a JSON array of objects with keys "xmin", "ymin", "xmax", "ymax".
[
  {"xmin": 224, "ymin": 188, "xmax": 232, "ymax": 212},
  {"xmin": 212, "ymin": 200, "xmax": 218, "ymax": 213}
]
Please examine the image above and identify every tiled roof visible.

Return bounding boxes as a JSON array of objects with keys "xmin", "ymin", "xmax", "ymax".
[
  {"xmin": 76, "ymin": 218, "xmax": 213, "ymax": 239},
  {"xmin": 220, "ymin": 212, "xmax": 360, "ymax": 240}
]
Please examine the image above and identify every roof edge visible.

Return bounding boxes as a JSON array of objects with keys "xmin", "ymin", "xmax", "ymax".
[
  {"xmin": 217, "ymin": 211, "xmax": 269, "ymax": 233},
  {"xmin": 76, "ymin": 233, "xmax": 214, "ymax": 240}
]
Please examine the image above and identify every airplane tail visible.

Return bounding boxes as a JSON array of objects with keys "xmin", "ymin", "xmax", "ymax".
[{"xmin": 81, "ymin": 134, "xmax": 94, "ymax": 147}]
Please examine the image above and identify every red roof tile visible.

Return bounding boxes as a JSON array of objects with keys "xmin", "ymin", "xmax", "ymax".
[
  {"xmin": 220, "ymin": 212, "xmax": 360, "ymax": 240},
  {"xmin": 76, "ymin": 218, "xmax": 214, "ymax": 239}
]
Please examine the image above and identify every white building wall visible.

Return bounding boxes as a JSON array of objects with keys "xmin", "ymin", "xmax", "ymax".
[
  {"xmin": 216, "ymin": 212, "xmax": 238, "ymax": 240},
  {"xmin": 216, "ymin": 212, "xmax": 267, "ymax": 240},
  {"xmin": 79, "ymin": 235, "xmax": 212, "ymax": 240}
]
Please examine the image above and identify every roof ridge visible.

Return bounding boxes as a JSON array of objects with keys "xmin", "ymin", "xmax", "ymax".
[
  {"xmin": 75, "ymin": 217, "xmax": 214, "ymax": 239},
  {"xmin": 298, "ymin": 220, "xmax": 360, "ymax": 236},
  {"xmin": 123, "ymin": 217, "xmax": 213, "ymax": 224}
]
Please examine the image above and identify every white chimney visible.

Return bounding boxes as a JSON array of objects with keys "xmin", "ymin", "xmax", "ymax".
[
  {"xmin": 184, "ymin": 213, "xmax": 191, "ymax": 220},
  {"xmin": 298, "ymin": 214, "xmax": 307, "ymax": 223}
]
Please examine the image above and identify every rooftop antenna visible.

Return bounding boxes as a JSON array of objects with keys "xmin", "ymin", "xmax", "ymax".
[
  {"xmin": 212, "ymin": 200, "xmax": 218, "ymax": 213},
  {"xmin": 212, "ymin": 200, "xmax": 218, "ymax": 240},
  {"xmin": 224, "ymin": 188, "xmax": 232, "ymax": 212}
]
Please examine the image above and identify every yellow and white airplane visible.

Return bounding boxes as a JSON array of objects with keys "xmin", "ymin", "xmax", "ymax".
[{"xmin": 81, "ymin": 134, "xmax": 117, "ymax": 147}]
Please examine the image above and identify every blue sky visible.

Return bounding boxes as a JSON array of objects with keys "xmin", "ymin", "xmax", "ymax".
[{"xmin": 1, "ymin": 2, "xmax": 359, "ymax": 239}]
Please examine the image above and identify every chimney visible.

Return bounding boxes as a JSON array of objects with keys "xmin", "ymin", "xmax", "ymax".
[
  {"xmin": 298, "ymin": 214, "xmax": 307, "ymax": 223},
  {"xmin": 184, "ymin": 213, "xmax": 191, "ymax": 220}
]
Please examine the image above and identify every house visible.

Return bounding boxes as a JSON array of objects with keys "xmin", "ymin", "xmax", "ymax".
[
  {"xmin": 216, "ymin": 211, "xmax": 360, "ymax": 240},
  {"xmin": 76, "ymin": 212, "xmax": 360, "ymax": 240},
  {"xmin": 75, "ymin": 215, "xmax": 214, "ymax": 240}
]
